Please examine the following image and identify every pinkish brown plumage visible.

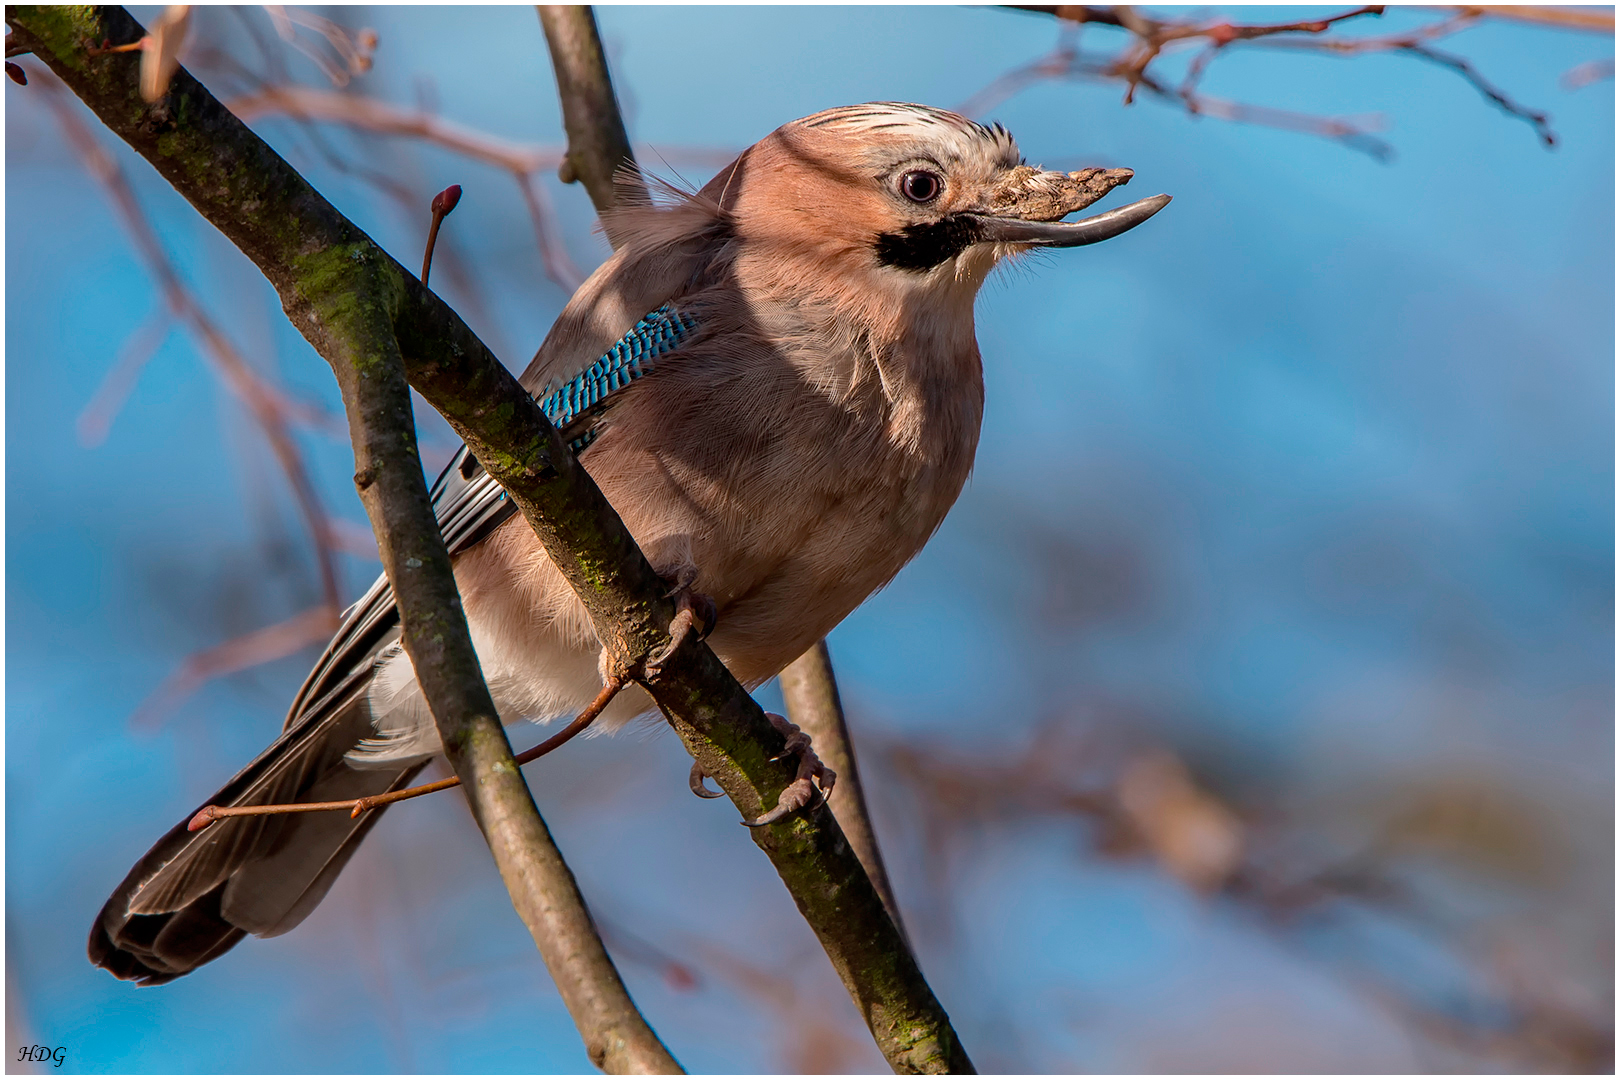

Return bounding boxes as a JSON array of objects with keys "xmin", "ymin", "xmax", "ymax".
[{"xmin": 91, "ymin": 103, "xmax": 1169, "ymax": 983}]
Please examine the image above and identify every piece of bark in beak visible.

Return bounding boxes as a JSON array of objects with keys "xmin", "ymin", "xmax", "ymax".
[{"xmin": 982, "ymin": 166, "xmax": 1136, "ymax": 222}]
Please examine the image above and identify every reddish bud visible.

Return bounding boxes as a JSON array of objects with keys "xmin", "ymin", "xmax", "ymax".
[
  {"xmin": 430, "ymin": 184, "xmax": 463, "ymax": 217},
  {"xmin": 5, "ymin": 62, "xmax": 25, "ymax": 86},
  {"xmin": 1208, "ymin": 23, "xmax": 1236, "ymax": 45},
  {"xmin": 187, "ymin": 807, "xmax": 219, "ymax": 832}
]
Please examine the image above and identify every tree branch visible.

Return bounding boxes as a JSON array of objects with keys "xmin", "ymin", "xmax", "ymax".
[
  {"xmin": 13, "ymin": 5, "xmax": 970, "ymax": 1072},
  {"xmin": 991, "ymin": 3, "xmax": 1608, "ymax": 155},
  {"xmin": 779, "ymin": 641, "xmax": 910, "ymax": 943},
  {"xmin": 536, "ymin": 5, "xmax": 644, "ymax": 212},
  {"xmin": 7, "ymin": 7, "xmax": 677, "ymax": 1073}
]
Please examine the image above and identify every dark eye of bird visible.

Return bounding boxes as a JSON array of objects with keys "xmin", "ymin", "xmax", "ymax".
[{"xmin": 900, "ymin": 170, "xmax": 942, "ymax": 204}]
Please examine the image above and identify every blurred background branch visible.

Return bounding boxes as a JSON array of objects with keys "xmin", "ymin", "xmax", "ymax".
[{"xmin": 981, "ymin": 4, "xmax": 1614, "ymax": 158}]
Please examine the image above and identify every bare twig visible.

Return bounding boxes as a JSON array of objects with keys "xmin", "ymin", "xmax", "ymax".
[
  {"xmin": 262, "ymin": 5, "xmax": 376, "ymax": 87},
  {"xmin": 1245, "ymin": 13, "xmax": 1562, "ymax": 147},
  {"xmin": 229, "ymin": 83, "xmax": 585, "ymax": 289},
  {"xmin": 959, "ymin": 38, "xmax": 1394, "ymax": 159},
  {"xmin": 1447, "ymin": 6, "xmax": 1615, "ymax": 33},
  {"xmin": 75, "ymin": 307, "xmax": 173, "ymax": 447},
  {"xmin": 515, "ymin": 170, "xmax": 588, "ymax": 294},
  {"xmin": 226, "ymin": 83, "xmax": 731, "ymax": 289},
  {"xmin": 229, "ymin": 83, "xmax": 561, "ymax": 172},
  {"xmin": 537, "ymin": 5, "xmax": 643, "ymax": 213},
  {"xmin": 139, "ymin": 4, "xmax": 187, "ymax": 102},
  {"xmin": 1562, "ymin": 57, "xmax": 1614, "ymax": 89},
  {"xmin": 186, "ymin": 675, "xmax": 625, "ymax": 827},
  {"xmin": 991, "ymin": 3, "xmax": 1610, "ymax": 156},
  {"xmin": 1402, "ymin": 41, "xmax": 1556, "ymax": 146},
  {"xmin": 420, "ymin": 183, "xmax": 462, "ymax": 287}
]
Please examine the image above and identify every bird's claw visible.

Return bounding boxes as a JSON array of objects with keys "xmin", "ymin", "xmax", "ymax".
[
  {"xmin": 689, "ymin": 760, "xmax": 725, "ymax": 799},
  {"xmin": 741, "ymin": 712, "xmax": 836, "ymax": 827},
  {"xmin": 644, "ymin": 585, "xmax": 717, "ymax": 680}
]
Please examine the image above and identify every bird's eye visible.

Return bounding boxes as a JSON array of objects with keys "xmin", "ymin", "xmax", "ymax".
[{"xmin": 899, "ymin": 170, "xmax": 942, "ymax": 204}]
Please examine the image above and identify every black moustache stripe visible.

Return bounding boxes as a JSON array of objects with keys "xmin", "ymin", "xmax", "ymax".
[{"xmin": 873, "ymin": 215, "xmax": 983, "ymax": 272}]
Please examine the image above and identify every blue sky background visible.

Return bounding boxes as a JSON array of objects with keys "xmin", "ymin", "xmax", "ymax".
[{"xmin": 7, "ymin": 5, "xmax": 1613, "ymax": 1073}]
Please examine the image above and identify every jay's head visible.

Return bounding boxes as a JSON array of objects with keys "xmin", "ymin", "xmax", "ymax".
[{"xmin": 705, "ymin": 102, "xmax": 1169, "ymax": 302}]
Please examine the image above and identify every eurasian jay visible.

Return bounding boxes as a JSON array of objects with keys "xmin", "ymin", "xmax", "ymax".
[{"xmin": 90, "ymin": 102, "xmax": 1169, "ymax": 983}]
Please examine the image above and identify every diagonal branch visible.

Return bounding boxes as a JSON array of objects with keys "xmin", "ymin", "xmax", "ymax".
[
  {"xmin": 8, "ymin": 8, "xmax": 677, "ymax": 1074},
  {"xmin": 13, "ymin": 5, "xmax": 970, "ymax": 1073},
  {"xmin": 1400, "ymin": 41, "xmax": 1556, "ymax": 146}
]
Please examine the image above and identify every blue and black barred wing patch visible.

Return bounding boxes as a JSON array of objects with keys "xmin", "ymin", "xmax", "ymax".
[
  {"xmin": 284, "ymin": 304, "xmax": 699, "ymax": 727},
  {"xmin": 536, "ymin": 303, "xmax": 700, "ymax": 454},
  {"xmin": 434, "ymin": 303, "xmax": 699, "ymax": 552}
]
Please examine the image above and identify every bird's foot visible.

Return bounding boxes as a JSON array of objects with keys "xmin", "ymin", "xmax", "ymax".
[
  {"xmin": 740, "ymin": 712, "xmax": 837, "ymax": 827},
  {"xmin": 643, "ymin": 574, "xmax": 716, "ymax": 681}
]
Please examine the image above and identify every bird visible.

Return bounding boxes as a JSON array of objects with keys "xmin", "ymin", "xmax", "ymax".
[{"xmin": 89, "ymin": 102, "xmax": 1169, "ymax": 984}]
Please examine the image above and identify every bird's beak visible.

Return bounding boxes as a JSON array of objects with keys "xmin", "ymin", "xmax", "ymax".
[
  {"xmin": 964, "ymin": 164, "xmax": 1171, "ymax": 248},
  {"xmin": 968, "ymin": 194, "xmax": 1172, "ymax": 248}
]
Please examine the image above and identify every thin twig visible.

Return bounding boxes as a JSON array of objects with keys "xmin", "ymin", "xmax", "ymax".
[
  {"xmin": 989, "ymin": 3, "xmax": 1600, "ymax": 156},
  {"xmin": 1445, "ymin": 5, "xmax": 1616, "ymax": 33},
  {"xmin": 262, "ymin": 5, "xmax": 375, "ymax": 87},
  {"xmin": 229, "ymin": 83, "xmax": 560, "ymax": 172},
  {"xmin": 516, "ymin": 170, "xmax": 587, "ymax": 291},
  {"xmin": 1402, "ymin": 41, "xmax": 1557, "ymax": 146},
  {"xmin": 420, "ymin": 183, "xmax": 462, "ymax": 287},
  {"xmin": 75, "ymin": 307, "xmax": 174, "ymax": 447},
  {"xmin": 186, "ymin": 675, "xmax": 625, "ymax": 828},
  {"xmin": 959, "ymin": 41, "xmax": 1394, "ymax": 160},
  {"xmin": 1562, "ymin": 57, "xmax": 1615, "ymax": 89},
  {"xmin": 229, "ymin": 83, "xmax": 586, "ymax": 290},
  {"xmin": 130, "ymin": 605, "xmax": 340, "ymax": 732}
]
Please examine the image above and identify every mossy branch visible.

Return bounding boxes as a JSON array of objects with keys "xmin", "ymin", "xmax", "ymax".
[
  {"xmin": 8, "ymin": 6, "xmax": 677, "ymax": 1074},
  {"xmin": 9, "ymin": 5, "xmax": 972, "ymax": 1072}
]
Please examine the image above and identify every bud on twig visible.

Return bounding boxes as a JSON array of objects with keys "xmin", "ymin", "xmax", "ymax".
[{"xmin": 420, "ymin": 183, "xmax": 463, "ymax": 287}]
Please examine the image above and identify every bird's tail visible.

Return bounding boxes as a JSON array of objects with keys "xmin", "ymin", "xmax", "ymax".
[{"xmin": 88, "ymin": 683, "xmax": 425, "ymax": 985}]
